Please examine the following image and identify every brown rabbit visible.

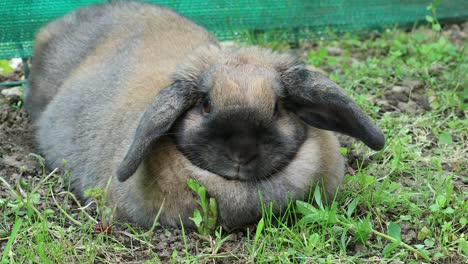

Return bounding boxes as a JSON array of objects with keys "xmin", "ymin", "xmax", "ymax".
[{"xmin": 26, "ymin": 1, "xmax": 385, "ymax": 229}]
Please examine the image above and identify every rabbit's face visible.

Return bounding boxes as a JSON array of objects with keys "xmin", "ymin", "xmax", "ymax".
[
  {"xmin": 116, "ymin": 46, "xmax": 385, "ymax": 183},
  {"xmin": 174, "ymin": 65, "xmax": 308, "ymax": 181}
]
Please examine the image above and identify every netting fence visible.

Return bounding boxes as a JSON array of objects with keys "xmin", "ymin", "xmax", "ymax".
[{"xmin": 1, "ymin": 0, "xmax": 467, "ymax": 61}]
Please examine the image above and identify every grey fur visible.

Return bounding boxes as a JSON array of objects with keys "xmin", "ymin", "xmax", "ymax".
[
  {"xmin": 27, "ymin": 1, "xmax": 385, "ymax": 229},
  {"xmin": 281, "ymin": 68, "xmax": 385, "ymax": 150}
]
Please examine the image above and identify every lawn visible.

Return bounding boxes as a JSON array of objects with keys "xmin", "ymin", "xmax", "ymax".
[{"xmin": 0, "ymin": 22, "xmax": 467, "ymax": 263}]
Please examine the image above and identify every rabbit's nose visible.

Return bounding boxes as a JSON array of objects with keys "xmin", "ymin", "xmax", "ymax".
[
  {"xmin": 232, "ymin": 151, "xmax": 258, "ymax": 165},
  {"xmin": 228, "ymin": 135, "xmax": 258, "ymax": 165}
]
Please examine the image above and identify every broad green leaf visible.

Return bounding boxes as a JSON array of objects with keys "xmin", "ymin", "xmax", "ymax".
[
  {"xmin": 313, "ymin": 185, "xmax": 323, "ymax": 210},
  {"xmin": 460, "ymin": 239, "xmax": 468, "ymax": 256},
  {"xmin": 436, "ymin": 194, "xmax": 447, "ymax": 207},
  {"xmin": 318, "ymin": 47, "xmax": 328, "ymax": 58},
  {"xmin": 308, "ymin": 233, "xmax": 320, "ymax": 247},
  {"xmin": 30, "ymin": 193, "xmax": 41, "ymax": 204},
  {"xmin": 442, "ymin": 207, "xmax": 454, "ymax": 214},
  {"xmin": 425, "ymin": 15, "xmax": 434, "ymax": 23},
  {"xmin": 346, "ymin": 198, "xmax": 359, "ymax": 217},
  {"xmin": 438, "ymin": 132, "xmax": 452, "ymax": 144},
  {"xmin": 388, "ymin": 222, "xmax": 402, "ymax": 241},
  {"xmin": 424, "ymin": 238, "xmax": 435, "ymax": 247},
  {"xmin": 460, "ymin": 217, "xmax": 467, "ymax": 226},
  {"xmin": 198, "ymin": 187, "xmax": 207, "ymax": 209},
  {"xmin": 429, "ymin": 204, "xmax": 440, "ymax": 212},
  {"xmin": 206, "ymin": 198, "xmax": 218, "ymax": 231},
  {"xmin": 340, "ymin": 228, "xmax": 348, "ymax": 251},
  {"xmin": 340, "ymin": 147, "xmax": 348, "ymax": 155},
  {"xmin": 355, "ymin": 218, "xmax": 372, "ymax": 243},
  {"xmin": 186, "ymin": 178, "xmax": 200, "ymax": 192},
  {"xmin": 296, "ymin": 200, "xmax": 316, "ymax": 216},
  {"xmin": 383, "ymin": 241, "xmax": 400, "ymax": 256},
  {"xmin": 432, "ymin": 23, "xmax": 441, "ymax": 31},
  {"xmin": 417, "ymin": 226, "xmax": 431, "ymax": 240},
  {"xmin": 189, "ymin": 209, "xmax": 202, "ymax": 228},
  {"xmin": 209, "ymin": 198, "xmax": 218, "ymax": 217}
]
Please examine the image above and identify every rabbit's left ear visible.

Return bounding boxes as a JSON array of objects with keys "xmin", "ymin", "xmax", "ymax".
[
  {"xmin": 282, "ymin": 68, "xmax": 385, "ymax": 151},
  {"xmin": 116, "ymin": 81, "xmax": 201, "ymax": 182}
]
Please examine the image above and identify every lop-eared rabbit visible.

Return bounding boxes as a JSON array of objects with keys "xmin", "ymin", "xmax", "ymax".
[{"xmin": 26, "ymin": 1, "xmax": 385, "ymax": 229}]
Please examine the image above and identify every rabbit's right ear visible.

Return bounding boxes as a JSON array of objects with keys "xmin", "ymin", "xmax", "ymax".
[
  {"xmin": 116, "ymin": 81, "xmax": 201, "ymax": 182},
  {"xmin": 282, "ymin": 67, "xmax": 385, "ymax": 151}
]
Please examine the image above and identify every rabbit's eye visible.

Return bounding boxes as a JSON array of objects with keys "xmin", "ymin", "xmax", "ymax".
[{"xmin": 202, "ymin": 98, "xmax": 211, "ymax": 114}]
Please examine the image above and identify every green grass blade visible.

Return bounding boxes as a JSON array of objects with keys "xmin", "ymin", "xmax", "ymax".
[{"xmin": 1, "ymin": 217, "xmax": 23, "ymax": 263}]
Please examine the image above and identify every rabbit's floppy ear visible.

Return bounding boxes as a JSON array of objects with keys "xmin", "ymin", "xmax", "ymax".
[
  {"xmin": 117, "ymin": 81, "xmax": 201, "ymax": 182},
  {"xmin": 282, "ymin": 67, "xmax": 385, "ymax": 151}
]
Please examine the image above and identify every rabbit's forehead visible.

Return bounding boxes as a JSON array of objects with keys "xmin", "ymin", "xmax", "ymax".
[{"xmin": 208, "ymin": 65, "xmax": 278, "ymax": 114}]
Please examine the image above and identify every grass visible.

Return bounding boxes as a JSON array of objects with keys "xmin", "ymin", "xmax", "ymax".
[{"xmin": 1, "ymin": 24, "xmax": 467, "ymax": 263}]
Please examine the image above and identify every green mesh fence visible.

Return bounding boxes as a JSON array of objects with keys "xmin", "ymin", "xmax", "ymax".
[{"xmin": 0, "ymin": 0, "xmax": 467, "ymax": 59}]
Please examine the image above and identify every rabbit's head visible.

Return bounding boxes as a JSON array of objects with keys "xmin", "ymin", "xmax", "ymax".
[{"xmin": 117, "ymin": 46, "xmax": 385, "ymax": 182}]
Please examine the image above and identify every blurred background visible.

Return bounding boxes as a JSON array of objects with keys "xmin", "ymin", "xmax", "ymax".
[{"xmin": 1, "ymin": 0, "xmax": 467, "ymax": 59}]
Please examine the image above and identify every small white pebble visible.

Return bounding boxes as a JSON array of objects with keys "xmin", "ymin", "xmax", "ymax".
[
  {"xmin": 9, "ymin": 58, "xmax": 22, "ymax": 69},
  {"xmin": 1, "ymin": 86, "xmax": 22, "ymax": 97}
]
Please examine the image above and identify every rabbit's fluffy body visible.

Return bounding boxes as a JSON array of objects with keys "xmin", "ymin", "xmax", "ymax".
[{"xmin": 26, "ymin": 1, "xmax": 384, "ymax": 229}]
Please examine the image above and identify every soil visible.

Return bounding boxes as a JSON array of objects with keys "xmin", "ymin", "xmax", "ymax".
[
  {"xmin": 0, "ymin": 23, "xmax": 466, "ymax": 262},
  {"xmin": 0, "ymin": 66, "xmax": 41, "ymax": 195}
]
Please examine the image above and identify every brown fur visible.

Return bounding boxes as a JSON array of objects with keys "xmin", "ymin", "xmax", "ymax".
[{"xmin": 26, "ymin": 1, "xmax": 384, "ymax": 229}]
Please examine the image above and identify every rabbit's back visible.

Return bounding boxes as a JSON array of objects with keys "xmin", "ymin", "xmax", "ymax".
[
  {"xmin": 27, "ymin": 1, "xmax": 217, "ymax": 196},
  {"xmin": 27, "ymin": 3, "xmax": 123, "ymax": 120}
]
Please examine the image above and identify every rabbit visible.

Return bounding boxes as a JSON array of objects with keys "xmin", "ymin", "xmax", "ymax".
[{"xmin": 25, "ymin": 0, "xmax": 385, "ymax": 229}]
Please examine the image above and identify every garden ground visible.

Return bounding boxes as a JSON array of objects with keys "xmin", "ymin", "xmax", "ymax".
[{"xmin": 0, "ymin": 22, "xmax": 467, "ymax": 263}]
